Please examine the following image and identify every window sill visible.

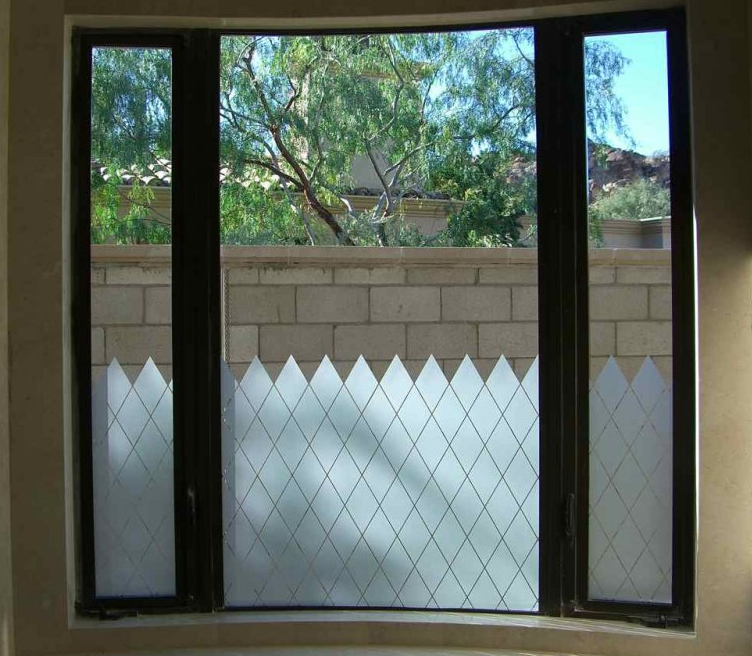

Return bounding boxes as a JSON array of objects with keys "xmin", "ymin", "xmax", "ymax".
[{"xmin": 70, "ymin": 608, "xmax": 696, "ymax": 639}]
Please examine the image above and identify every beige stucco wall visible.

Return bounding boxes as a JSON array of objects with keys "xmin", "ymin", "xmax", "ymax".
[
  {"xmin": 0, "ymin": 0, "xmax": 12, "ymax": 653},
  {"xmin": 119, "ymin": 187, "xmax": 670, "ymax": 246},
  {"xmin": 5, "ymin": 0, "xmax": 752, "ymax": 655}
]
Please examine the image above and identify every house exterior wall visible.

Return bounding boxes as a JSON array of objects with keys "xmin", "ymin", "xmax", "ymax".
[
  {"xmin": 117, "ymin": 187, "xmax": 671, "ymax": 246},
  {"xmin": 4, "ymin": 0, "xmax": 752, "ymax": 655}
]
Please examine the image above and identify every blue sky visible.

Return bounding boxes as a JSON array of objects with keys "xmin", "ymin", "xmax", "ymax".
[{"xmin": 586, "ymin": 31, "xmax": 669, "ymax": 156}]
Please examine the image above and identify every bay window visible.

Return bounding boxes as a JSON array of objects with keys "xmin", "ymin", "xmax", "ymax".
[{"xmin": 72, "ymin": 7, "xmax": 694, "ymax": 625}]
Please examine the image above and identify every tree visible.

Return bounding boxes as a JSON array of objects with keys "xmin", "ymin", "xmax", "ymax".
[
  {"xmin": 91, "ymin": 47, "xmax": 173, "ymax": 244},
  {"xmin": 219, "ymin": 31, "xmax": 541, "ymax": 246},
  {"xmin": 589, "ymin": 178, "xmax": 671, "ymax": 222},
  {"xmin": 91, "ymin": 31, "xmax": 630, "ymax": 246}
]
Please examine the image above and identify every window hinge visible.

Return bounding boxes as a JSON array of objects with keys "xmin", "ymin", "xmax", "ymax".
[
  {"xmin": 75, "ymin": 601, "xmax": 138, "ymax": 621},
  {"xmin": 563, "ymin": 492, "xmax": 576, "ymax": 541},
  {"xmin": 187, "ymin": 484, "xmax": 197, "ymax": 527}
]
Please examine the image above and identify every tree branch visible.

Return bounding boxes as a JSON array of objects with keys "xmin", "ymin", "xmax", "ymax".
[
  {"xmin": 115, "ymin": 186, "xmax": 172, "ymax": 222},
  {"xmin": 243, "ymin": 157, "xmax": 303, "ymax": 191},
  {"xmin": 239, "ymin": 40, "xmax": 352, "ymax": 244},
  {"xmin": 510, "ymin": 31, "xmax": 534, "ymax": 68},
  {"xmin": 365, "ymin": 143, "xmax": 395, "ymax": 215},
  {"xmin": 271, "ymin": 126, "xmax": 354, "ymax": 245},
  {"xmin": 241, "ymin": 44, "xmax": 275, "ymax": 120}
]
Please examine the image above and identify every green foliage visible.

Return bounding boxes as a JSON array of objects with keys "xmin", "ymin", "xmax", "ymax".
[
  {"xmin": 589, "ymin": 178, "xmax": 670, "ymax": 222},
  {"xmin": 91, "ymin": 47, "xmax": 172, "ymax": 170},
  {"xmin": 90, "ymin": 47, "xmax": 173, "ymax": 244},
  {"xmin": 431, "ymin": 150, "xmax": 536, "ymax": 247},
  {"xmin": 90, "ymin": 32, "xmax": 631, "ymax": 246},
  {"xmin": 337, "ymin": 211, "xmax": 438, "ymax": 247},
  {"xmin": 589, "ymin": 140, "xmax": 612, "ymax": 169},
  {"xmin": 221, "ymin": 181, "xmax": 327, "ymax": 245},
  {"xmin": 91, "ymin": 172, "xmax": 171, "ymax": 244},
  {"xmin": 219, "ymin": 29, "xmax": 546, "ymax": 246},
  {"xmin": 584, "ymin": 40, "xmax": 632, "ymax": 147}
]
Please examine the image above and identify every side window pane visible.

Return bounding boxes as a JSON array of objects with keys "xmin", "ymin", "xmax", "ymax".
[
  {"xmin": 218, "ymin": 29, "xmax": 541, "ymax": 611},
  {"xmin": 585, "ymin": 32, "xmax": 672, "ymax": 604},
  {"xmin": 90, "ymin": 47, "xmax": 175, "ymax": 597}
]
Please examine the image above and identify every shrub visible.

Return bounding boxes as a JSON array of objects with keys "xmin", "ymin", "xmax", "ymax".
[{"xmin": 589, "ymin": 178, "xmax": 670, "ymax": 221}]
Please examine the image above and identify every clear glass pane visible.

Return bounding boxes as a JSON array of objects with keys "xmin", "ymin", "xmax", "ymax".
[
  {"xmin": 219, "ymin": 29, "xmax": 540, "ymax": 611},
  {"xmin": 585, "ymin": 32, "xmax": 672, "ymax": 603},
  {"xmin": 90, "ymin": 47, "xmax": 175, "ymax": 597}
]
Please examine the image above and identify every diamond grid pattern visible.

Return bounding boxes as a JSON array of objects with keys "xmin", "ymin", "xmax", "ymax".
[
  {"xmin": 92, "ymin": 358, "xmax": 175, "ymax": 597},
  {"xmin": 222, "ymin": 354, "xmax": 540, "ymax": 611},
  {"xmin": 589, "ymin": 357, "xmax": 672, "ymax": 604},
  {"xmin": 90, "ymin": 353, "xmax": 670, "ymax": 608}
]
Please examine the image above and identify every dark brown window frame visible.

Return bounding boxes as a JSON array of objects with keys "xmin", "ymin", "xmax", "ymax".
[{"xmin": 71, "ymin": 8, "xmax": 695, "ymax": 626}]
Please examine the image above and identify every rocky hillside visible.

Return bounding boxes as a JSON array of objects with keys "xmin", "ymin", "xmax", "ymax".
[
  {"xmin": 587, "ymin": 142, "xmax": 670, "ymax": 201},
  {"xmin": 505, "ymin": 142, "xmax": 670, "ymax": 201}
]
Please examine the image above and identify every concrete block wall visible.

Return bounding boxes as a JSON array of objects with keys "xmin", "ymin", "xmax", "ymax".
[
  {"xmin": 90, "ymin": 246, "xmax": 672, "ymax": 385},
  {"xmin": 90, "ymin": 263, "xmax": 172, "ymax": 383},
  {"xmin": 588, "ymin": 253, "xmax": 672, "ymax": 381},
  {"xmin": 224, "ymin": 262, "xmax": 535, "ymax": 381}
]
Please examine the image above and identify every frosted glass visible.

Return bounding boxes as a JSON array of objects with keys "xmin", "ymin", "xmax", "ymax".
[
  {"xmin": 222, "ymin": 354, "xmax": 540, "ymax": 611},
  {"xmin": 589, "ymin": 357, "xmax": 672, "ymax": 603},
  {"xmin": 92, "ymin": 359, "xmax": 175, "ymax": 597}
]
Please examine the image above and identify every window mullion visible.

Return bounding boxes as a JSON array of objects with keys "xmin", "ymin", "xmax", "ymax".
[
  {"xmin": 72, "ymin": 32, "xmax": 96, "ymax": 610},
  {"xmin": 534, "ymin": 18, "xmax": 588, "ymax": 616},
  {"xmin": 665, "ymin": 13, "xmax": 695, "ymax": 623},
  {"xmin": 170, "ymin": 29, "xmax": 191, "ymax": 609},
  {"xmin": 176, "ymin": 29, "xmax": 223, "ymax": 612}
]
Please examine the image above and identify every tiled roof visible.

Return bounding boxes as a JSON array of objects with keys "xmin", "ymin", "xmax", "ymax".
[
  {"xmin": 91, "ymin": 159, "xmax": 451, "ymax": 199},
  {"xmin": 91, "ymin": 159, "xmax": 171, "ymax": 187}
]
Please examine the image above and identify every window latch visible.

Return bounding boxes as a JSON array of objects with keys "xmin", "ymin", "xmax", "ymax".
[
  {"xmin": 187, "ymin": 485, "xmax": 197, "ymax": 527},
  {"xmin": 563, "ymin": 493, "xmax": 576, "ymax": 541}
]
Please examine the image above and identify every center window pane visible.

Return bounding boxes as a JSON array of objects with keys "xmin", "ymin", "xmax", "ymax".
[{"xmin": 218, "ymin": 29, "xmax": 540, "ymax": 610}]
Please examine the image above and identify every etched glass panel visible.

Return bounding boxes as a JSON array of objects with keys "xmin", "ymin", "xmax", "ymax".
[
  {"xmin": 92, "ymin": 359, "xmax": 175, "ymax": 596},
  {"xmin": 588, "ymin": 357, "xmax": 672, "ymax": 602},
  {"xmin": 222, "ymin": 355, "xmax": 539, "ymax": 609},
  {"xmin": 585, "ymin": 31, "xmax": 672, "ymax": 603},
  {"xmin": 90, "ymin": 46, "xmax": 175, "ymax": 597}
]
